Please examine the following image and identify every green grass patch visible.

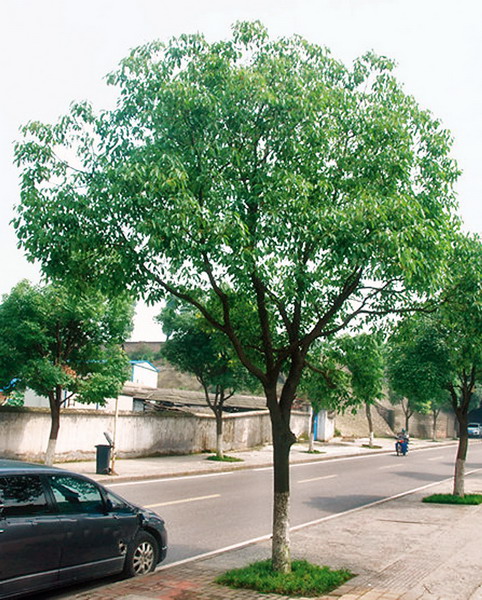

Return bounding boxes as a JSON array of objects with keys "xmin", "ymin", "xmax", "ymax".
[
  {"xmin": 362, "ymin": 444, "xmax": 382, "ymax": 449},
  {"xmin": 206, "ymin": 454, "xmax": 243, "ymax": 462},
  {"xmin": 423, "ymin": 493, "xmax": 482, "ymax": 505},
  {"xmin": 302, "ymin": 449, "xmax": 326, "ymax": 454},
  {"xmin": 216, "ymin": 559, "xmax": 354, "ymax": 597}
]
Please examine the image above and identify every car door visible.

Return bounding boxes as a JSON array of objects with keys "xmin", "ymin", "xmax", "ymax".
[
  {"xmin": 0, "ymin": 474, "xmax": 63, "ymax": 598},
  {"xmin": 46, "ymin": 474, "xmax": 136, "ymax": 582}
]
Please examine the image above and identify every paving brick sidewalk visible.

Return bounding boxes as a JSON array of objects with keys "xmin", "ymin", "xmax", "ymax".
[{"xmin": 59, "ymin": 440, "xmax": 482, "ymax": 600}]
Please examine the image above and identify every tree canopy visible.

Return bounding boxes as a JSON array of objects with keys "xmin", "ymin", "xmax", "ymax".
[
  {"xmin": 387, "ymin": 234, "xmax": 482, "ymax": 494},
  {"xmin": 0, "ymin": 281, "xmax": 134, "ymax": 463},
  {"xmin": 14, "ymin": 22, "xmax": 460, "ymax": 569}
]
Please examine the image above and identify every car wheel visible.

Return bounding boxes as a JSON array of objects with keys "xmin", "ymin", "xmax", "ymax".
[{"xmin": 124, "ymin": 532, "xmax": 159, "ymax": 577}]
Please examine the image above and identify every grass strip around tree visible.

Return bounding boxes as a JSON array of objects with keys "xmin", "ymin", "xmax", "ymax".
[
  {"xmin": 216, "ymin": 559, "xmax": 354, "ymax": 597},
  {"xmin": 423, "ymin": 493, "xmax": 482, "ymax": 505},
  {"xmin": 206, "ymin": 455, "xmax": 243, "ymax": 462}
]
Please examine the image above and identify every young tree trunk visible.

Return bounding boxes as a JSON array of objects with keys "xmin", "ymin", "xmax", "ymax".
[
  {"xmin": 365, "ymin": 402, "xmax": 374, "ymax": 447},
  {"xmin": 453, "ymin": 430, "xmax": 468, "ymax": 496},
  {"xmin": 432, "ymin": 409, "xmax": 439, "ymax": 441},
  {"xmin": 215, "ymin": 409, "xmax": 224, "ymax": 459},
  {"xmin": 451, "ymin": 380, "xmax": 473, "ymax": 497},
  {"xmin": 453, "ymin": 400, "xmax": 469, "ymax": 496},
  {"xmin": 308, "ymin": 405, "xmax": 315, "ymax": 452},
  {"xmin": 45, "ymin": 388, "xmax": 61, "ymax": 466}
]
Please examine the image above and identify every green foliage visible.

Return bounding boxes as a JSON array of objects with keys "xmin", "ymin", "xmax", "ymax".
[
  {"xmin": 337, "ymin": 333, "xmax": 384, "ymax": 406},
  {"xmin": 159, "ymin": 299, "xmax": 256, "ymax": 399},
  {"xmin": 4, "ymin": 390, "xmax": 24, "ymax": 407},
  {"xmin": 0, "ymin": 281, "xmax": 134, "ymax": 405},
  {"xmin": 14, "ymin": 22, "xmax": 459, "ymax": 359},
  {"xmin": 387, "ymin": 234, "xmax": 482, "ymax": 419},
  {"xmin": 300, "ymin": 342, "xmax": 352, "ymax": 413},
  {"xmin": 301, "ymin": 333, "xmax": 384, "ymax": 413},
  {"xmin": 386, "ymin": 315, "xmax": 450, "ymax": 415},
  {"xmin": 216, "ymin": 559, "xmax": 353, "ymax": 596},
  {"xmin": 423, "ymin": 494, "xmax": 482, "ymax": 505}
]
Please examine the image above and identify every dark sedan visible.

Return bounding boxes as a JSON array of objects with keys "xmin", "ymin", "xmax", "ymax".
[{"xmin": 0, "ymin": 459, "xmax": 167, "ymax": 599}]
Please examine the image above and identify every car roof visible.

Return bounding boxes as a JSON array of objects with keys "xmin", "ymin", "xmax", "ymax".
[{"xmin": 0, "ymin": 459, "xmax": 72, "ymax": 476}]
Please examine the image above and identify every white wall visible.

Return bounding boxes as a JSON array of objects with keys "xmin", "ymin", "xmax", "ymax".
[{"xmin": 0, "ymin": 408, "xmax": 312, "ymax": 462}]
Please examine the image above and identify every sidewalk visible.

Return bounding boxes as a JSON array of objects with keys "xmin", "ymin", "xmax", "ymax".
[
  {"xmin": 55, "ymin": 437, "xmax": 447, "ymax": 484},
  {"xmin": 56, "ymin": 438, "xmax": 482, "ymax": 600}
]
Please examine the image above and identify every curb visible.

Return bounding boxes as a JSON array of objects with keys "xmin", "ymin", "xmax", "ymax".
[{"xmin": 92, "ymin": 440, "xmax": 459, "ymax": 485}]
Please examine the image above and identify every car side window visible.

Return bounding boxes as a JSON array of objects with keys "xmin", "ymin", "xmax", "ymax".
[
  {"xmin": 105, "ymin": 490, "xmax": 132, "ymax": 513},
  {"xmin": 0, "ymin": 475, "xmax": 49, "ymax": 517},
  {"xmin": 47, "ymin": 475, "xmax": 105, "ymax": 514}
]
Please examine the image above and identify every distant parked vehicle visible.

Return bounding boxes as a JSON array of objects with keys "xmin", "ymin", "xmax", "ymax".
[
  {"xmin": 0, "ymin": 459, "xmax": 168, "ymax": 599},
  {"xmin": 467, "ymin": 423, "xmax": 482, "ymax": 438}
]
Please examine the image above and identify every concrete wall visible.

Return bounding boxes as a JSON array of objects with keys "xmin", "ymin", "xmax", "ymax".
[{"xmin": 0, "ymin": 407, "xmax": 310, "ymax": 462}]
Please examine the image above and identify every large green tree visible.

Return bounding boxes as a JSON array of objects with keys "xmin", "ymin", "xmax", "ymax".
[
  {"xmin": 0, "ymin": 281, "xmax": 133, "ymax": 465},
  {"xmin": 14, "ymin": 23, "xmax": 459, "ymax": 570},
  {"xmin": 159, "ymin": 300, "xmax": 253, "ymax": 458}
]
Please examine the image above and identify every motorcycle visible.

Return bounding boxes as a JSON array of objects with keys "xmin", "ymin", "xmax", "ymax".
[{"xmin": 395, "ymin": 436, "xmax": 409, "ymax": 456}]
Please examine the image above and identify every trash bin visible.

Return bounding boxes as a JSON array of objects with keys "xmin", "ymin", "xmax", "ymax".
[{"xmin": 95, "ymin": 444, "xmax": 112, "ymax": 474}]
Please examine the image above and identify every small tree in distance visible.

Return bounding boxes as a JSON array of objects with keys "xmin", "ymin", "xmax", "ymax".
[
  {"xmin": 0, "ymin": 281, "xmax": 134, "ymax": 465},
  {"xmin": 14, "ymin": 23, "xmax": 460, "ymax": 570},
  {"xmin": 300, "ymin": 343, "xmax": 351, "ymax": 451},
  {"xmin": 337, "ymin": 333, "xmax": 385, "ymax": 447},
  {"xmin": 159, "ymin": 300, "xmax": 254, "ymax": 459}
]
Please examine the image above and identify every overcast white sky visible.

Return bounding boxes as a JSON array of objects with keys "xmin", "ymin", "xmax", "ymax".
[{"xmin": 1, "ymin": 0, "xmax": 481, "ymax": 340}]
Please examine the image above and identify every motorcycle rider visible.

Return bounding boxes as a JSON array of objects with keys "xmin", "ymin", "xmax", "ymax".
[{"xmin": 395, "ymin": 428, "xmax": 409, "ymax": 455}]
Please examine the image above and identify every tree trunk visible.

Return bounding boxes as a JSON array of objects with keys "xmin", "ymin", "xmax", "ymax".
[
  {"xmin": 432, "ymin": 409, "xmax": 439, "ymax": 441},
  {"xmin": 453, "ymin": 412, "xmax": 468, "ymax": 496},
  {"xmin": 45, "ymin": 388, "xmax": 61, "ymax": 466},
  {"xmin": 272, "ymin": 426, "xmax": 293, "ymax": 573},
  {"xmin": 453, "ymin": 434, "xmax": 468, "ymax": 496},
  {"xmin": 215, "ymin": 409, "xmax": 224, "ymax": 459},
  {"xmin": 365, "ymin": 402, "xmax": 374, "ymax": 447},
  {"xmin": 308, "ymin": 405, "xmax": 315, "ymax": 452}
]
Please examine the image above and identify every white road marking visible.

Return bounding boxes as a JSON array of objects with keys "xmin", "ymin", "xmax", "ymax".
[
  {"xmin": 107, "ymin": 471, "xmax": 232, "ymax": 488},
  {"xmin": 145, "ymin": 494, "xmax": 220, "ymax": 508},
  {"xmin": 379, "ymin": 463, "xmax": 406, "ymax": 470},
  {"xmin": 427, "ymin": 456, "xmax": 444, "ymax": 461},
  {"xmin": 298, "ymin": 474, "xmax": 338, "ymax": 483},
  {"xmin": 156, "ymin": 468, "xmax": 482, "ymax": 572}
]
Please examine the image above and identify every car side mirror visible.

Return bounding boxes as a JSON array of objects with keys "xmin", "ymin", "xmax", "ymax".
[
  {"xmin": 105, "ymin": 499, "xmax": 114, "ymax": 513},
  {"xmin": 0, "ymin": 504, "xmax": 5, "ymax": 519}
]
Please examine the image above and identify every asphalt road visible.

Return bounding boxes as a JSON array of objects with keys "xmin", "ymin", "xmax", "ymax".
[
  {"xmin": 30, "ymin": 441, "xmax": 482, "ymax": 599},
  {"xmin": 107, "ymin": 441, "xmax": 482, "ymax": 566}
]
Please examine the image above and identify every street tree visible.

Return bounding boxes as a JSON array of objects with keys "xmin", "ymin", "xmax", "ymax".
[
  {"xmin": 159, "ymin": 300, "xmax": 254, "ymax": 459},
  {"xmin": 300, "ymin": 342, "xmax": 351, "ymax": 451},
  {"xmin": 337, "ymin": 333, "xmax": 385, "ymax": 447},
  {"xmin": 387, "ymin": 315, "xmax": 449, "ymax": 434},
  {"xmin": 14, "ymin": 23, "xmax": 460, "ymax": 570},
  {"xmin": 0, "ymin": 281, "xmax": 133, "ymax": 465},
  {"xmin": 387, "ymin": 236, "xmax": 482, "ymax": 494}
]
